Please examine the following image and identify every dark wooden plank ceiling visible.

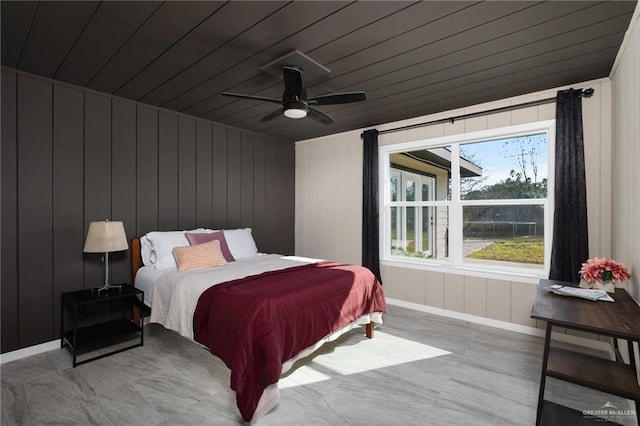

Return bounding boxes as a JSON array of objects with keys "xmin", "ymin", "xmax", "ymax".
[{"xmin": 2, "ymin": 1, "xmax": 636, "ymax": 142}]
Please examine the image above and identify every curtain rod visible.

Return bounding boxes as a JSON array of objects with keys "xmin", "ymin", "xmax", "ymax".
[{"xmin": 363, "ymin": 87, "xmax": 594, "ymax": 137}]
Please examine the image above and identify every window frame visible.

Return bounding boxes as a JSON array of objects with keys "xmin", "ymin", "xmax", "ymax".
[
  {"xmin": 390, "ymin": 168, "xmax": 436, "ymax": 256},
  {"xmin": 379, "ymin": 120, "xmax": 555, "ymax": 281}
]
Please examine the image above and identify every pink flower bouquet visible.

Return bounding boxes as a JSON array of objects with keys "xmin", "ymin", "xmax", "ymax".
[{"xmin": 579, "ymin": 257, "xmax": 630, "ymax": 284}]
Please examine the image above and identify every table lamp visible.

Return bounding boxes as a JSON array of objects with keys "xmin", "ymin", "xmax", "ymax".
[{"xmin": 83, "ymin": 220, "xmax": 129, "ymax": 292}]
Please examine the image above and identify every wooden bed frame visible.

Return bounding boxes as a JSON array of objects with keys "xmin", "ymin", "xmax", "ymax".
[
  {"xmin": 131, "ymin": 237, "xmax": 143, "ymax": 282},
  {"xmin": 129, "ymin": 237, "xmax": 374, "ymax": 338}
]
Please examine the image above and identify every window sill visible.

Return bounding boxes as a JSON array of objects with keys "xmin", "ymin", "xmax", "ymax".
[{"xmin": 381, "ymin": 257, "xmax": 543, "ymax": 284}]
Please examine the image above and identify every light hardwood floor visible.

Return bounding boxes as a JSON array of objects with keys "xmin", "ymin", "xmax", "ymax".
[{"xmin": 1, "ymin": 304, "xmax": 636, "ymax": 425}]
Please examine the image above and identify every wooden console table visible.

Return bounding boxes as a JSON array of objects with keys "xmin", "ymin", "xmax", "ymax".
[{"xmin": 531, "ymin": 279, "xmax": 640, "ymax": 425}]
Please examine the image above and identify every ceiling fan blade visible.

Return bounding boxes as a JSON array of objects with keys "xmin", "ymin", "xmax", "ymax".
[
  {"xmin": 282, "ymin": 66, "xmax": 304, "ymax": 99},
  {"xmin": 221, "ymin": 92, "xmax": 281, "ymax": 104},
  {"xmin": 308, "ymin": 92, "xmax": 366, "ymax": 105},
  {"xmin": 307, "ymin": 107, "xmax": 335, "ymax": 125},
  {"xmin": 260, "ymin": 109, "xmax": 283, "ymax": 122}
]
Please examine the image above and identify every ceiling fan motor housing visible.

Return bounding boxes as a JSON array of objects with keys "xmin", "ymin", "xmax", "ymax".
[{"xmin": 222, "ymin": 64, "xmax": 365, "ymax": 124}]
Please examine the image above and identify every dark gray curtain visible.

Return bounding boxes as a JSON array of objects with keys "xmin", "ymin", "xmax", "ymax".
[
  {"xmin": 362, "ymin": 129, "xmax": 382, "ymax": 284},
  {"xmin": 549, "ymin": 88, "xmax": 589, "ymax": 282}
]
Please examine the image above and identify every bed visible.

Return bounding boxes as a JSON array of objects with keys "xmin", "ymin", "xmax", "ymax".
[{"xmin": 130, "ymin": 228, "xmax": 386, "ymax": 422}]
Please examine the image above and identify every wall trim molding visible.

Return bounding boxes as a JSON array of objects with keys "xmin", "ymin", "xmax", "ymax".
[
  {"xmin": 1, "ymin": 317, "xmax": 154, "ymax": 365},
  {"xmin": 387, "ymin": 297, "xmax": 541, "ymax": 334},
  {"xmin": 1, "ymin": 299, "xmax": 613, "ymax": 365},
  {"xmin": 0, "ymin": 340, "xmax": 59, "ymax": 364},
  {"xmin": 386, "ymin": 297, "xmax": 614, "ymax": 357}
]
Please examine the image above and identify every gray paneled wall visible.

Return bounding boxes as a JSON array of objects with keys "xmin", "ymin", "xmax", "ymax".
[{"xmin": 0, "ymin": 68, "xmax": 295, "ymax": 353}]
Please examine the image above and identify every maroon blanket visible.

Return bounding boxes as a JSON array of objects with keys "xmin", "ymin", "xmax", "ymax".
[{"xmin": 193, "ymin": 261, "xmax": 386, "ymax": 422}]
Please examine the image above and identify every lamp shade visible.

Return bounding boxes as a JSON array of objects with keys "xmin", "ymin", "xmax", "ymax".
[{"xmin": 83, "ymin": 221, "xmax": 129, "ymax": 253}]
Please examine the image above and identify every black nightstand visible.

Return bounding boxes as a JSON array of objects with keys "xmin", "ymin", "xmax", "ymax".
[{"xmin": 60, "ymin": 284, "xmax": 144, "ymax": 367}]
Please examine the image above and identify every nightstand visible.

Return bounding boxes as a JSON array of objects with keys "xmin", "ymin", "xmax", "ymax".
[{"xmin": 60, "ymin": 283, "xmax": 144, "ymax": 367}]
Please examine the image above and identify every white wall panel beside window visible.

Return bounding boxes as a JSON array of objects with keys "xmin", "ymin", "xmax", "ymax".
[
  {"xmin": 464, "ymin": 275, "xmax": 487, "ymax": 317},
  {"xmin": 486, "ymin": 278, "xmax": 511, "ymax": 322},
  {"xmin": 445, "ymin": 117, "xmax": 465, "ymax": 136},
  {"xmin": 511, "ymin": 105, "xmax": 538, "ymax": 125},
  {"xmin": 463, "ymin": 113, "xmax": 488, "ymax": 134},
  {"xmin": 611, "ymin": 7, "xmax": 639, "ymax": 299},
  {"xmin": 407, "ymin": 126, "xmax": 427, "ymax": 144},
  {"xmin": 348, "ymin": 132, "xmax": 363, "ymax": 266},
  {"xmin": 296, "ymin": 135, "xmax": 362, "ymax": 264},
  {"xmin": 425, "ymin": 122, "xmax": 446, "ymax": 140},
  {"xmin": 597, "ymin": 80, "xmax": 612, "ymax": 257},
  {"xmin": 582, "ymin": 81, "xmax": 614, "ymax": 259},
  {"xmin": 336, "ymin": 137, "xmax": 353, "ymax": 264},
  {"xmin": 510, "ymin": 282, "xmax": 538, "ymax": 327},
  {"xmin": 407, "ymin": 268, "xmax": 427, "ymax": 305},
  {"xmin": 320, "ymin": 142, "xmax": 338, "ymax": 258},
  {"xmin": 425, "ymin": 270, "xmax": 445, "ymax": 308},
  {"xmin": 486, "ymin": 100, "xmax": 513, "ymax": 129},
  {"xmin": 294, "ymin": 142, "xmax": 310, "ymax": 255},
  {"xmin": 538, "ymin": 98, "xmax": 555, "ymax": 121},
  {"xmin": 391, "ymin": 266, "xmax": 409, "ymax": 301},
  {"xmin": 443, "ymin": 273, "xmax": 464, "ymax": 313},
  {"xmin": 380, "ymin": 263, "xmax": 394, "ymax": 296}
]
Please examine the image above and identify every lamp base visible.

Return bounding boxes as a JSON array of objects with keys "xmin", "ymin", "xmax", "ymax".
[{"xmin": 96, "ymin": 283, "xmax": 122, "ymax": 293}]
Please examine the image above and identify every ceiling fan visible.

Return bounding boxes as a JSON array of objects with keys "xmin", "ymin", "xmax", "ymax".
[{"xmin": 222, "ymin": 66, "xmax": 366, "ymax": 124}]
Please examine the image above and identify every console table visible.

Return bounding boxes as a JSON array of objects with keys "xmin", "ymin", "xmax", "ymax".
[{"xmin": 531, "ymin": 279, "xmax": 640, "ymax": 425}]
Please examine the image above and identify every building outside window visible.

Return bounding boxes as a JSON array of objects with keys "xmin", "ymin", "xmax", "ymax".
[{"xmin": 381, "ymin": 120, "xmax": 555, "ymax": 277}]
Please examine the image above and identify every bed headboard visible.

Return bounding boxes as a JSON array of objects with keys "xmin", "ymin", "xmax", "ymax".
[{"xmin": 131, "ymin": 237, "xmax": 142, "ymax": 284}]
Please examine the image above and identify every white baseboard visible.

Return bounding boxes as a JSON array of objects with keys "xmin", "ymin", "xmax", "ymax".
[
  {"xmin": 1, "ymin": 300, "xmax": 613, "ymax": 365},
  {"xmin": 0, "ymin": 340, "xmax": 60, "ymax": 365},
  {"xmin": 386, "ymin": 297, "xmax": 614, "ymax": 357},
  {"xmin": 387, "ymin": 297, "xmax": 542, "ymax": 336},
  {"xmin": 1, "ymin": 317, "xmax": 153, "ymax": 365}
]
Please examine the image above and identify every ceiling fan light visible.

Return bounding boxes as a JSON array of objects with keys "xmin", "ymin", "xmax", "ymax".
[{"xmin": 284, "ymin": 108, "xmax": 307, "ymax": 119}]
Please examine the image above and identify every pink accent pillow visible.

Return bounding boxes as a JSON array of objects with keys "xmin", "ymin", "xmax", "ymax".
[
  {"xmin": 172, "ymin": 240, "xmax": 227, "ymax": 271},
  {"xmin": 185, "ymin": 231, "xmax": 235, "ymax": 262}
]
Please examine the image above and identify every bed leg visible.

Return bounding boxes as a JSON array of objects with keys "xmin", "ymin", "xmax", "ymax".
[
  {"xmin": 365, "ymin": 322, "xmax": 374, "ymax": 339},
  {"xmin": 132, "ymin": 305, "xmax": 141, "ymax": 327}
]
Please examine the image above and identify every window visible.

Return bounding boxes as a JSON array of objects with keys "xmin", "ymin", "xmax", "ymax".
[
  {"xmin": 390, "ymin": 169, "xmax": 436, "ymax": 257},
  {"xmin": 381, "ymin": 121, "xmax": 554, "ymax": 277}
]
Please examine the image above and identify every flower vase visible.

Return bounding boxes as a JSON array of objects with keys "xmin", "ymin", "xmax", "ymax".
[{"xmin": 579, "ymin": 279, "xmax": 615, "ymax": 293}]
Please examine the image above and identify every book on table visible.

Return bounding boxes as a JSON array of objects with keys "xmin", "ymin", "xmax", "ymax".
[{"xmin": 544, "ymin": 284, "xmax": 614, "ymax": 302}]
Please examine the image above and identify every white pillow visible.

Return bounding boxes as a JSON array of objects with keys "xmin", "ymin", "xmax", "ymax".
[
  {"xmin": 144, "ymin": 229, "xmax": 212, "ymax": 268},
  {"xmin": 223, "ymin": 228, "xmax": 258, "ymax": 259},
  {"xmin": 140, "ymin": 235, "xmax": 153, "ymax": 266}
]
